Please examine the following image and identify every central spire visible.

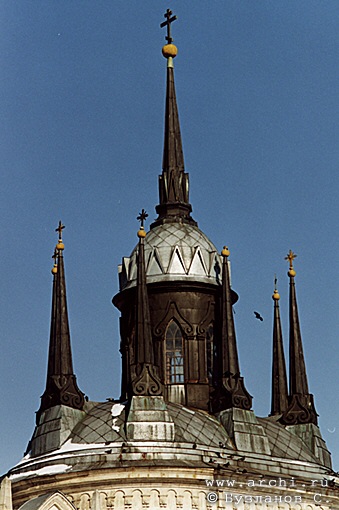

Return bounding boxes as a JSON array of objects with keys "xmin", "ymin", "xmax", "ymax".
[{"xmin": 151, "ymin": 9, "xmax": 196, "ymax": 229}]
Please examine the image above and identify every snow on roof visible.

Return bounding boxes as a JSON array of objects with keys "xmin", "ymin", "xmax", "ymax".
[
  {"xmin": 10, "ymin": 464, "xmax": 71, "ymax": 482},
  {"xmin": 111, "ymin": 403, "xmax": 125, "ymax": 432}
]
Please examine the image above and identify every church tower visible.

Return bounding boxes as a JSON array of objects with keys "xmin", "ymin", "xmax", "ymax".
[
  {"xmin": 1, "ymin": 9, "xmax": 337, "ymax": 510},
  {"xmin": 114, "ymin": 10, "xmax": 252, "ymax": 413}
]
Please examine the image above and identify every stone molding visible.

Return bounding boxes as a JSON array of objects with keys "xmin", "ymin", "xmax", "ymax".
[{"xmin": 10, "ymin": 467, "xmax": 338, "ymax": 510}]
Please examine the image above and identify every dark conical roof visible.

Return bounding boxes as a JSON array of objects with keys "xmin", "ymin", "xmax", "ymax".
[
  {"xmin": 151, "ymin": 48, "xmax": 196, "ymax": 228},
  {"xmin": 270, "ymin": 284, "xmax": 288, "ymax": 416},
  {"xmin": 129, "ymin": 216, "xmax": 163, "ymax": 397},
  {"xmin": 280, "ymin": 251, "xmax": 317, "ymax": 425},
  {"xmin": 210, "ymin": 247, "xmax": 252, "ymax": 413},
  {"xmin": 37, "ymin": 224, "xmax": 84, "ymax": 421}
]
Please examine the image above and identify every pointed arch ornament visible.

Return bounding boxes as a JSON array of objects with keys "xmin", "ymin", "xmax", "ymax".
[
  {"xmin": 18, "ymin": 492, "xmax": 76, "ymax": 510},
  {"xmin": 153, "ymin": 301, "xmax": 193, "ymax": 338}
]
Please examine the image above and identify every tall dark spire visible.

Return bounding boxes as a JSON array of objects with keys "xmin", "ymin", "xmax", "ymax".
[
  {"xmin": 211, "ymin": 247, "xmax": 252, "ymax": 413},
  {"xmin": 280, "ymin": 251, "xmax": 317, "ymax": 425},
  {"xmin": 151, "ymin": 10, "xmax": 196, "ymax": 228},
  {"xmin": 130, "ymin": 211, "xmax": 163, "ymax": 396},
  {"xmin": 37, "ymin": 222, "xmax": 84, "ymax": 421},
  {"xmin": 270, "ymin": 279, "xmax": 288, "ymax": 416}
]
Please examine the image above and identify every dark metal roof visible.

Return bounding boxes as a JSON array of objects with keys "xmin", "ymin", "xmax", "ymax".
[
  {"xmin": 37, "ymin": 241, "xmax": 84, "ymax": 421},
  {"xmin": 151, "ymin": 61, "xmax": 196, "ymax": 228},
  {"xmin": 271, "ymin": 292, "xmax": 288, "ymax": 416}
]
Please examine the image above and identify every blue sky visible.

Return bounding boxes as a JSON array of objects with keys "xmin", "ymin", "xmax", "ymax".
[{"xmin": 0, "ymin": 1, "xmax": 338, "ymax": 473}]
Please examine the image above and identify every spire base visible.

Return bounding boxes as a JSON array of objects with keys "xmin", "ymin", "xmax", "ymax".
[
  {"xmin": 37, "ymin": 374, "xmax": 85, "ymax": 423},
  {"xmin": 279, "ymin": 393, "xmax": 318, "ymax": 426},
  {"xmin": 130, "ymin": 363, "xmax": 163, "ymax": 397},
  {"xmin": 151, "ymin": 202, "xmax": 197, "ymax": 229},
  {"xmin": 210, "ymin": 375, "xmax": 252, "ymax": 414}
]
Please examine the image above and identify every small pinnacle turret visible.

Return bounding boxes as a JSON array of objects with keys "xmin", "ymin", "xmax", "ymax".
[
  {"xmin": 130, "ymin": 211, "xmax": 163, "ymax": 397},
  {"xmin": 151, "ymin": 9, "xmax": 196, "ymax": 229},
  {"xmin": 211, "ymin": 246, "xmax": 252, "ymax": 413},
  {"xmin": 280, "ymin": 251, "xmax": 317, "ymax": 425},
  {"xmin": 37, "ymin": 222, "xmax": 84, "ymax": 422},
  {"xmin": 270, "ymin": 278, "xmax": 288, "ymax": 416}
]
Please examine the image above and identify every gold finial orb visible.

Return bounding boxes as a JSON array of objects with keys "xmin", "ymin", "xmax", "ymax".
[
  {"xmin": 221, "ymin": 246, "xmax": 230, "ymax": 257},
  {"xmin": 51, "ymin": 264, "xmax": 58, "ymax": 275},
  {"xmin": 56, "ymin": 240, "xmax": 64, "ymax": 250},
  {"xmin": 137, "ymin": 228, "xmax": 146, "ymax": 239},
  {"xmin": 288, "ymin": 268, "xmax": 296, "ymax": 277},
  {"xmin": 272, "ymin": 290, "xmax": 280, "ymax": 301},
  {"xmin": 162, "ymin": 43, "xmax": 178, "ymax": 59}
]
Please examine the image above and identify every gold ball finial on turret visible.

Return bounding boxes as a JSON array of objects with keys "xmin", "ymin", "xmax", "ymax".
[
  {"xmin": 285, "ymin": 249, "xmax": 297, "ymax": 277},
  {"xmin": 272, "ymin": 290, "xmax": 280, "ymax": 300},
  {"xmin": 137, "ymin": 227, "xmax": 146, "ymax": 239},
  {"xmin": 162, "ymin": 44, "xmax": 178, "ymax": 59},
  {"xmin": 51, "ymin": 249, "xmax": 58, "ymax": 275},
  {"xmin": 137, "ymin": 209, "xmax": 148, "ymax": 239},
  {"xmin": 221, "ymin": 246, "xmax": 230, "ymax": 258},
  {"xmin": 272, "ymin": 276, "xmax": 280, "ymax": 300}
]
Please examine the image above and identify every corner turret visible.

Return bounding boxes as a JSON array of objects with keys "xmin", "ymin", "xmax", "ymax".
[
  {"xmin": 280, "ymin": 251, "xmax": 317, "ymax": 425},
  {"xmin": 270, "ymin": 278, "xmax": 288, "ymax": 416}
]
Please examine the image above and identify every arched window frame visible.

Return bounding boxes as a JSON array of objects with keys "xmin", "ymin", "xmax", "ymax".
[{"xmin": 164, "ymin": 320, "xmax": 184, "ymax": 384}]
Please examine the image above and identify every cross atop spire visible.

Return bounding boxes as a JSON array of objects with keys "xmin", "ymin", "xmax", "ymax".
[
  {"xmin": 52, "ymin": 248, "xmax": 58, "ymax": 262},
  {"xmin": 137, "ymin": 209, "xmax": 148, "ymax": 229},
  {"xmin": 56, "ymin": 221, "xmax": 65, "ymax": 239},
  {"xmin": 285, "ymin": 250, "xmax": 297, "ymax": 269},
  {"xmin": 160, "ymin": 9, "xmax": 177, "ymax": 44}
]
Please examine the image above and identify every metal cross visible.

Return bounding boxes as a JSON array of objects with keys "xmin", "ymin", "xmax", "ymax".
[
  {"xmin": 52, "ymin": 248, "xmax": 58, "ymax": 261},
  {"xmin": 55, "ymin": 221, "xmax": 65, "ymax": 239},
  {"xmin": 160, "ymin": 9, "xmax": 177, "ymax": 44},
  {"xmin": 285, "ymin": 249, "xmax": 297, "ymax": 268},
  {"xmin": 137, "ymin": 209, "xmax": 148, "ymax": 228}
]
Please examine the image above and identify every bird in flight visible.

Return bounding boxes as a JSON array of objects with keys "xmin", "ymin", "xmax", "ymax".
[{"xmin": 254, "ymin": 311, "xmax": 264, "ymax": 321}]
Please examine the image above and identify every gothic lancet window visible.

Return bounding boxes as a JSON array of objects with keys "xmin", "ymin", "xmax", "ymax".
[
  {"xmin": 165, "ymin": 321, "xmax": 184, "ymax": 384},
  {"xmin": 206, "ymin": 324, "xmax": 214, "ymax": 383}
]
